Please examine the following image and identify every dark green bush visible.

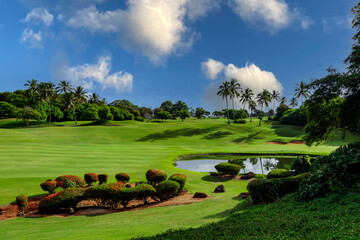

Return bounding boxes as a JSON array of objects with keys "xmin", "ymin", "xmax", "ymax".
[
  {"xmin": 98, "ymin": 174, "xmax": 108, "ymax": 185},
  {"xmin": 55, "ymin": 175, "xmax": 86, "ymax": 189},
  {"xmin": 291, "ymin": 155, "xmax": 311, "ymax": 175},
  {"xmin": 271, "ymin": 173, "xmax": 309, "ymax": 198},
  {"xmin": 114, "ymin": 188, "xmax": 136, "ymax": 208},
  {"xmin": 98, "ymin": 106, "xmax": 114, "ymax": 121},
  {"xmin": 280, "ymin": 108, "xmax": 308, "ymax": 126},
  {"xmin": 268, "ymin": 116, "xmax": 273, "ymax": 120},
  {"xmin": 247, "ymin": 179, "xmax": 278, "ymax": 204},
  {"xmin": 84, "ymin": 182, "xmax": 124, "ymax": 206},
  {"xmin": 40, "ymin": 180, "xmax": 57, "ymax": 194},
  {"xmin": 135, "ymin": 116, "xmax": 144, "ymax": 122},
  {"xmin": 38, "ymin": 188, "xmax": 85, "ymax": 213},
  {"xmin": 215, "ymin": 163, "xmax": 241, "ymax": 176},
  {"xmin": 135, "ymin": 184, "xmax": 156, "ymax": 204},
  {"xmin": 146, "ymin": 169, "xmax": 167, "ymax": 184},
  {"xmin": 16, "ymin": 195, "xmax": 28, "ymax": 209},
  {"xmin": 115, "ymin": 173, "xmax": 130, "ymax": 183},
  {"xmin": 156, "ymin": 180, "xmax": 180, "ymax": 201},
  {"xmin": 234, "ymin": 119, "xmax": 246, "ymax": 124},
  {"xmin": 267, "ymin": 169, "xmax": 291, "ymax": 179},
  {"xmin": 84, "ymin": 173, "xmax": 98, "ymax": 186},
  {"xmin": 274, "ymin": 104, "xmax": 290, "ymax": 120},
  {"xmin": 254, "ymin": 174, "xmax": 267, "ymax": 179},
  {"xmin": 168, "ymin": 174, "xmax": 186, "ymax": 192},
  {"xmin": 0, "ymin": 101, "xmax": 15, "ymax": 119}
]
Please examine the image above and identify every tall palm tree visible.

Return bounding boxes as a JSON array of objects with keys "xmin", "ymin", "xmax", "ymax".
[
  {"xmin": 294, "ymin": 81, "xmax": 310, "ymax": 104},
  {"xmin": 37, "ymin": 82, "xmax": 48, "ymax": 112},
  {"xmin": 240, "ymin": 88, "xmax": 254, "ymax": 113},
  {"xmin": 279, "ymin": 96, "xmax": 287, "ymax": 105},
  {"xmin": 56, "ymin": 80, "xmax": 73, "ymax": 94},
  {"xmin": 73, "ymin": 86, "xmax": 88, "ymax": 124},
  {"xmin": 289, "ymin": 97, "xmax": 298, "ymax": 108},
  {"xmin": 256, "ymin": 89, "xmax": 271, "ymax": 126},
  {"xmin": 271, "ymin": 90, "xmax": 280, "ymax": 115},
  {"xmin": 62, "ymin": 91, "xmax": 75, "ymax": 121},
  {"xmin": 44, "ymin": 82, "xmax": 56, "ymax": 122},
  {"xmin": 24, "ymin": 79, "xmax": 38, "ymax": 104},
  {"xmin": 229, "ymin": 78, "xmax": 241, "ymax": 121},
  {"xmin": 217, "ymin": 81, "xmax": 231, "ymax": 124},
  {"xmin": 89, "ymin": 93, "xmax": 100, "ymax": 104},
  {"xmin": 248, "ymin": 99, "xmax": 257, "ymax": 122}
]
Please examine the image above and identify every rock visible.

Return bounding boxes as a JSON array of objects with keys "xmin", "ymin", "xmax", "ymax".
[
  {"xmin": 193, "ymin": 192, "xmax": 208, "ymax": 198},
  {"xmin": 241, "ymin": 172, "xmax": 255, "ymax": 180},
  {"xmin": 214, "ymin": 184, "xmax": 225, "ymax": 193},
  {"xmin": 67, "ymin": 207, "xmax": 75, "ymax": 215},
  {"xmin": 238, "ymin": 192, "xmax": 250, "ymax": 199},
  {"xmin": 125, "ymin": 183, "xmax": 133, "ymax": 188}
]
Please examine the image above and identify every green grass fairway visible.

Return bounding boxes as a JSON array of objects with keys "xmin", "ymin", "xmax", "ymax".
[{"xmin": 0, "ymin": 119, "xmax": 356, "ymax": 239}]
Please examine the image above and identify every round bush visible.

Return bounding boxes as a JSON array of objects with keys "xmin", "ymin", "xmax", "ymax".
[
  {"xmin": 115, "ymin": 173, "xmax": 130, "ymax": 183},
  {"xmin": 156, "ymin": 180, "xmax": 180, "ymax": 201},
  {"xmin": 38, "ymin": 188, "xmax": 85, "ymax": 213},
  {"xmin": 98, "ymin": 174, "xmax": 108, "ymax": 185},
  {"xmin": 55, "ymin": 175, "xmax": 86, "ymax": 189},
  {"xmin": 291, "ymin": 155, "xmax": 311, "ymax": 175},
  {"xmin": 247, "ymin": 179, "xmax": 278, "ymax": 204},
  {"xmin": 215, "ymin": 163, "xmax": 241, "ymax": 176},
  {"xmin": 146, "ymin": 169, "xmax": 167, "ymax": 184},
  {"xmin": 40, "ymin": 180, "xmax": 57, "ymax": 194},
  {"xmin": 84, "ymin": 182, "xmax": 124, "ymax": 206},
  {"xmin": 16, "ymin": 195, "xmax": 28, "ymax": 209},
  {"xmin": 135, "ymin": 184, "xmax": 156, "ymax": 204},
  {"xmin": 168, "ymin": 174, "xmax": 187, "ymax": 192},
  {"xmin": 114, "ymin": 188, "xmax": 136, "ymax": 208},
  {"xmin": 266, "ymin": 169, "xmax": 291, "ymax": 179},
  {"xmin": 84, "ymin": 173, "xmax": 98, "ymax": 186}
]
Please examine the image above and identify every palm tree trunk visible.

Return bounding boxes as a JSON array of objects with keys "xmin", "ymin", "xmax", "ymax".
[
  {"xmin": 48, "ymin": 101, "xmax": 51, "ymax": 122},
  {"xmin": 273, "ymin": 100, "xmax": 275, "ymax": 116},
  {"xmin": 232, "ymin": 98, "xmax": 235, "ymax": 121},
  {"xmin": 260, "ymin": 158, "xmax": 264, "ymax": 174},
  {"xmin": 74, "ymin": 108, "xmax": 77, "ymax": 124},
  {"xmin": 226, "ymin": 98, "xmax": 230, "ymax": 124},
  {"xmin": 259, "ymin": 106, "xmax": 262, "ymax": 126}
]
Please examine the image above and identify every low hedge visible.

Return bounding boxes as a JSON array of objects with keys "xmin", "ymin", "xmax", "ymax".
[
  {"xmin": 98, "ymin": 174, "xmax": 108, "ymax": 185},
  {"xmin": 115, "ymin": 173, "xmax": 130, "ymax": 183},
  {"xmin": 146, "ymin": 169, "xmax": 167, "ymax": 184},
  {"xmin": 84, "ymin": 173, "xmax": 98, "ymax": 186},
  {"xmin": 55, "ymin": 175, "xmax": 86, "ymax": 189},
  {"xmin": 168, "ymin": 174, "xmax": 186, "ymax": 192},
  {"xmin": 38, "ymin": 188, "xmax": 85, "ymax": 213},
  {"xmin": 135, "ymin": 184, "xmax": 156, "ymax": 204},
  {"xmin": 266, "ymin": 169, "xmax": 291, "ymax": 179},
  {"xmin": 16, "ymin": 195, "xmax": 28, "ymax": 209},
  {"xmin": 156, "ymin": 180, "xmax": 180, "ymax": 201},
  {"xmin": 40, "ymin": 180, "xmax": 57, "ymax": 194},
  {"xmin": 85, "ymin": 182, "xmax": 124, "ymax": 207},
  {"xmin": 215, "ymin": 163, "xmax": 241, "ymax": 176}
]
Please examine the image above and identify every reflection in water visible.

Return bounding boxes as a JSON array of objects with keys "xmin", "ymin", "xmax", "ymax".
[{"xmin": 176, "ymin": 157, "xmax": 294, "ymax": 174}]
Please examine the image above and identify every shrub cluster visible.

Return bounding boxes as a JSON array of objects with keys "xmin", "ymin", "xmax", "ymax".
[
  {"xmin": 98, "ymin": 174, "xmax": 108, "ymax": 185},
  {"xmin": 16, "ymin": 195, "xmax": 28, "ymax": 209},
  {"xmin": 156, "ymin": 180, "xmax": 180, "ymax": 201},
  {"xmin": 215, "ymin": 163, "xmax": 241, "ymax": 176},
  {"xmin": 233, "ymin": 119, "xmax": 246, "ymax": 124},
  {"xmin": 280, "ymin": 108, "xmax": 308, "ymax": 126},
  {"xmin": 115, "ymin": 173, "xmax": 130, "ymax": 183},
  {"xmin": 38, "ymin": 188, "xmax": 85, "ymax": 213},
  {"xmin": 168, "ymin": 174, "xmax": 186, "ymax": 192},
  {"xmin": 266, "ymin": 169, "xmax": 291, "ymax": 179},
  {"xmin": 291, "ymin": 155, "xmax": 311, "ymax": 175},
  {"xmin": 40, "ymin": 180, "xmax": 57, "ymax": 194},
  {"xmin": 146, "ymin": 169, "xmax": 167, "ymax": 184},
  {"xmin": 84, "ymin": 173, "xmax": 98, "ymax": 186},
  {"xmin": 55, "ymin": 175, "xmax": 86, "ymax": 189}
]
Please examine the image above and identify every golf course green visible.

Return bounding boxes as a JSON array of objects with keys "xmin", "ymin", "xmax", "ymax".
[{"xmin": 0, "ymin": 118, "xmax": 356, "ymax": 239}]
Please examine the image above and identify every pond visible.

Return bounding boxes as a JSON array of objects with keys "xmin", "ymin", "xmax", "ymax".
[{"xmin": 175, "ymin": 156, "xmax": 295, "ymax": 174}]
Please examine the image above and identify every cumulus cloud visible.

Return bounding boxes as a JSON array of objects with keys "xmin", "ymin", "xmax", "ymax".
[
  {"xmin": 63, "ymin": 55, "xmax": 133, "ymax": 92},
  {"xmin": 201, "ymin": 59, "xmax": 283, "ymax": 110},
  {"xmin": 19, "ymin": 28, "xmax": 43, "ymax": 49},
  {"xmin": 66, "ymin": 0, "xmax": 219, "ymax": 65},
  {"xmin": 201, "ymin": 58, "xmax": 225, "ymax": 80},
  {"xmin": 228, "ymin": 0, "xmax": 312, "ymax": 33},
  {"xmin": 24, "ymin": 8, "xmax": 54, "ymax": 26}
]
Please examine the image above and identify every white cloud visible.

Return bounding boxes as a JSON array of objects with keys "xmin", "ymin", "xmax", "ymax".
[
  {"xmin": 24, "ymin": 8, "xmax": 54, "ymax": 26},
  {"xmin": 201, "ymin": 58, "xmax": 225, "ymax": 80},
  {"xmin": 66, "ymin": 0, "xmax": 219, "ymax": 65},
  {"xmin": 294, "ymin": 8, "xmax": 313, "ymax": 30},
  {"xmin": 19, "ymin": 28, "xmax": 43, "ymax": 49},
  {"xmin": 63, "ymin": 55, "xmax": 133, "ymax": 92},
  {"xmin": 323, "ymin": 15, "xmax": 352, "ymax": 33},
  {"xmin": 201, "ymin": 59, "xmax": 283, "ymax": 110}
]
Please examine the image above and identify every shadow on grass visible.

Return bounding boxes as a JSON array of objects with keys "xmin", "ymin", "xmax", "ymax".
[
  {"xmin": 201, "ymin": 131, "xmax": 233, "ymax": 140},
  {"xmin": 270, "ymin": 124, "xmax": 303, "ymax": 138},
  {"xmin": 0, "ymin": 121, "xmax": 57, "ymax": 129},
  {"xmin": 137, "ymin": 126, "xmax": 221, "ymax": 142},
  {"xmin": 232, "ymin": 131, "xmax": 264, "ymax": 144},
  {"xmin": 201, "ymin": 175, "xmax": 231, "ymax": 183},
  {"xmin": 203, "ymin": 198, "xmax": 249, "ymax": 219}
]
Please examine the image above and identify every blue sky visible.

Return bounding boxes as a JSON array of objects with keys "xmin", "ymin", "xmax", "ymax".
[{"xmin": 0, "ymin": 0, "xmax": 357, "ymax": 111}]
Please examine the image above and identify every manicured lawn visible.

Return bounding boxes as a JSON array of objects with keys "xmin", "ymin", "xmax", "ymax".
[{"xmin": 0, "ymin": 118, "xmax": 356, "ymax": 239}]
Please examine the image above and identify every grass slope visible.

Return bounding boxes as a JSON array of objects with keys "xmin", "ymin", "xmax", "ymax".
[{"xmin": 0, "ymin": 118, "xmax": 356, "ymax": 239}]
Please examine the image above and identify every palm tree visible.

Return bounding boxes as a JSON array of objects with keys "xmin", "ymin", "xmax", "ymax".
[
  {"xmin": 279, "ymin": 96, "xmax": 287, "ymax": 105},
  {"xmin": 37, "ymin": 82, "xmax": 48, "ymax": 112},
  {"xmin": 44, "ymin": 82, "xmax": 56, "ymax": 122},
  {"xmin": 229, "ymin": 78, "xmax": 241, "ymax": 121},
  {"xmin": 289, "ymin": 97, "xmax": 298, "ymax": 108},
  {"xmin": 73, "ymin": 86, "xmax": 88, "ymax": 124},
  {"xmin": 217, "ymin": 81, "xmax": 231, "ymax": 124},
  {"xmin": 240, "ymin": 88, "xmax": 254, "ymax": 113},
  {"xmin": 62, "ymin": 91, "xmax": 75, "ymax": 121},
  {"xmin": 271, "ymin": 90, "xmax": 280, "ymax": 115},
  {"xmin": 256, "ymin": 89, "xmax": 271, "ymax": 126},
  {"xmin": 294, "ymin": 81, "xmax": 310, "ymax": 104},
  {"xmin": 24, "ymin": 79, "xmax": 38, "ymax": 104},
  {"xmin": 248, "ymin": 99, "xmax": 257, "ymax": 122},
  {"xmin": 56, "ymin": 80, "xmax": 73, "ymax": 94},
  {"xmin": 89, "ymin": 93, "xmax": 100, "ymax": 104}
]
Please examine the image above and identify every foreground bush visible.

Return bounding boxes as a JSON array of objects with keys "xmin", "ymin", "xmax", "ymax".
[
  {"xmin": 146, "ymin": 169, "xmax": 167, "ymax": 184},
  {"xmin": 38, "ymin": 188, "xmax": 85, "ymax": 213},
  {"xmin": 84, "ymin": 173, "xmax": 98, "ymax": 186},
  {"xmin": 40, "ymin": 180, "xmax": 57, "ymax": 194},
  {"xmin": 291, "ymin": 155, "xmax": 311, "ymax": 175},
  {"xmin": 266, "ymin": 169, "xmax": 291, "ymax": 179},
  {"xmin": 115, "ymin": 173, "xmax": 130, "ymax": 183},
  {"xmin": 215, "ymin": 163, "xmax": 241, "ymax": 176},
  {"xmin": 98, "ymin": 174, "xmax": 108, "ymax": 185},
  {"xmin": 156, "ymin": 180, "xmax": 180, "ymax": 201},
  {"xmin": 55, "ymin": 175, "xmax": 86, "ymax": 189},
  {"xmin": 168, "ymin": 174, "xmax": 186, "ymax": 192},
  {"xmin": 16, "ymin": 195, "xmax": 28, "ymax": 209}
]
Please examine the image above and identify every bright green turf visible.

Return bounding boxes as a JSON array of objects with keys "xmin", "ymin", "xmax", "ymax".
[{"xmin": 0, "ymin": 118, "xmax": 356, "ymax": 239}]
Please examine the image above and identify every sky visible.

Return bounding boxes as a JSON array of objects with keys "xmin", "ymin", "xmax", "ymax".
[{"xmin": 0, "ymin": 0, "xmax": 357, "ymax": 111}]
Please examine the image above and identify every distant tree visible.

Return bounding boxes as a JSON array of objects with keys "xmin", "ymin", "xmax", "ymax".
[
  {"xmin": 172, "ymin": 101, "xmax": 188, "ymax": 117},
  {"xmin": 73, "ymin": 86, "xmax": 88, "ymax": 124},
  {"xmin": 0, "ymin": 101, "xmax": 15, "ymax": 119},
  {"xmin": 294, "ymin": 81, "xmax": 310, "ymax": 104},
  {"xmin": 274, "ymin": 104, "xmax": 290, "ymax": 121},
  {"xmin": 89, "ymin": 93, "xmax": 101, "ymax": 104},
  {"xmin": 229, "ymin": 78, "xmax": 241, "ymax": 121},
  {"xmin": 56, "ymin": 80, "xmax": 73, "ymax": 94},
  {"xmin": 248, "ymin": 100, "xmax": 257, "ymax": 122},
  {"xmin": 289, "ymin": 97, "xmax": 298, "ymax": 108},
  {"xmin": 43, "ymin": 82, "xmax": 56, "ymax": 122},
  {"xmin": 15, "ymin": 106, "xmax": 41, "ymax": 126},
  {"xmin": 81, "ymin": 106, "xmax": 99, "ymax": 121},
  {"xmin": 217, "ymin": 81, "xmax": 231, "ymax": 124},
  {"xmin": 271, "ymin": 90, "xmax": 280, "ymax": 115},
  {"xmin": 98, "ymin": 106, "xmax": 114, "ymax": 121},
  {"xmin": 240, "ymin": 88, "xmax": 254, "ymax": 112},
  {"xmin": 156, "ymin": 111, "xmax": 172, "ymax": 121},
  {"xmin": 195, "ymin": 107, "xmax": 206, "ymax": 119},
  {"xmin": 160, "ymin": 101, "xmax": 173, "ymax": 115},
  {"xmin": 178, "ymin": 110, "xmax": 190, "ymax": 122},
  {"xmin": 138, "ymin": 107, "xmax": 153, "ymax": 118},
  {"xmin": 24, "ymin": 79, "xmax": 38, "ymax": 104},
  {"xmin": 109, "ymin": 99, "xmax": 133, "ymax": 108},
  {"xmin": 279, "ymin": 96, "xmax": 287, "ymax": 105},
  {"xmin": 256, "ymin": 89, "xmax": 272, "ymax": 126},
  {"xmin": 212, "ymin": 111, "xmax": 223, "ymax": 118},
  {"xmin": 61, "ymin": 92, "xmax": 75, "ymax": 121},
  {"xmin": 153, "ymin": 107, "xmax": 164, "ymax": 117},
  {"xmin": 189, "ymin": 107, "xmax": 195, "ymax": 118}
]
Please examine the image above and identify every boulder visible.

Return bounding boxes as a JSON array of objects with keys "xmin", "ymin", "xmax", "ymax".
[
  {"xmin": 241, "ymin": 172, "xmax": 255, "ymax": 180},
  {"xmin": 238, "ymin": 192, "xmax": 250, "ymax": 199},
  {"xmin": 214, "ymin": 184, "xmax": 225, "ymax": 193},
  {"xmin": 67, "ymin": 207, "xmax": 75, "ymax": 215},
  {"xmin": 125, "ymin": 183, "xmax": 133, "ymax": 188},
  {"xmin": 193, "ymin": 192, "xmax": 208, "ymax": 198}
]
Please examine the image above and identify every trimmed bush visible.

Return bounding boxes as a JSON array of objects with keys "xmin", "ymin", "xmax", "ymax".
[
  {"xmin": 114, "ymin": 188, "xmax": 136, "ymax": 208},
  {"xmin": 135, "ymin": 184, "xmax": 156, "ymax": 204},
  {"xmin": 38, "ymin": 188, "xmax": 85, "ymax": 213},
  {"xmin": 84, "ymin": 182, "xmax": 124, "ymax": 206},
  {"xmin": 16, "ymin": 195, "xmax": 28, "ymax": 209},
  {"xmin": 168, "ymin": 174, "xmax": 187, "ymax": 192},
  {"xmin": 115, "ymin": 173, "xmax": 130, "ymax": 183},
  {"xmin": 156, "ymin": 180, "xmax": 180, "ymax": 201},
  {"xmin": 267, "ymin": 169, "xmax": 291, "ymax": 179},
  {"xmin": 146, "ymin": 169, "xmax": 167, "ymax": 184},
  {"xmin": 40, "ymin": 180, "xmax": 57, "ymax": 194},
  {"xmin": 271, "ymin": 173, "xmax": 309, "ymax": 198},
  {"xmin": 55, "ymin": 175, "xmax": 86, "ymax": 189},
  {"xmin": 98, "ymin": 174, "xmax": 108, "ymax": 185},
  {"xmin": 291, "ymin": 155, "xmax": 311, "ymax": 175},
  {"xmin": 215, "ymin": 163, "xmax": 241, "ymax": 176},
  {"xmin": 247, "ymin": 179, "xmax": 278, "ymax": 204},
  {"xmin": 84, "ymin": 173, "xmax": 98, "ymax": 186}
]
